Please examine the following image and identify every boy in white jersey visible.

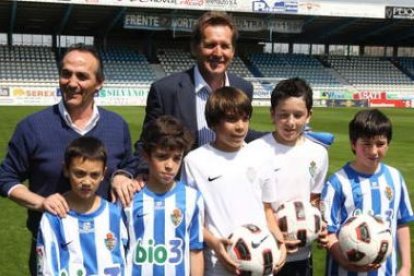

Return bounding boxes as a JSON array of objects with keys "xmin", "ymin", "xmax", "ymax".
[
  {"xmin": 124, "ymin": 115, "xmax": 204, "ymax": 276},
  {"xmin": 36, "ymin": 136, "xmax": 127, "ymax": 275},
  {"xmin": 321, "ymin": 109, "xmax": 414, "ymax": 276},
  {"xmin": 181, "ymin": 87, "xmax": 286, "ymax": 276},
  {"xmin": 246, "ymin": 77, "xmax": 329, "ymax": 276}
]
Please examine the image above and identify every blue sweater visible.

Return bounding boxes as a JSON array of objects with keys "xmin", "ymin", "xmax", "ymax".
[{"xmin": 0, "ymin": 104, "xmax": 139, "ymax": 232}]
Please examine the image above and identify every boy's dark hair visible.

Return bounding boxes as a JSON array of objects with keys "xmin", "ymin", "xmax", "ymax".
[
  {"xmin": 270, "ymin": 77, "xmax": 313, "ymax": 112},
  {"xmin": 141, "ymin": 115, "xmax": 194, "ymax": 156},
  {"xmin": 205, "ymin": 86, "xmax": 252, "ymax": 129},
  {"xmin": 64, "ymin": 136, "xmax": 107, "ymax": 169},
  {"xmin": 191, "ymin": 11, "xmax": 238, "ymax": 53},
  {"xmin": 349, "ymin": 109, "xmax": 392, "ymax": 145},
  {"xmin": 59, "ymin": 43, "xmax": 105, "ymax": 83}
]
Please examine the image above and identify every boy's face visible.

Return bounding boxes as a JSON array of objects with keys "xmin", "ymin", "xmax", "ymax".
[
  {"xmin": 65, "ymin": 157, "xmax": 105, "ymax": 200},
  {"xmin": 213, "ymin": 114, "xmax": 249, "ymax": 152},
  {"xmin": 271, "ymin": 96, "xmax": 310, "ymax": 146},
  {"xmin": 352, "ymin": 136, "xmax": 389, "ymax": 173},
  {"xmin": 145, "ymin": 147, "xmax": 183, "ymax": 188}
]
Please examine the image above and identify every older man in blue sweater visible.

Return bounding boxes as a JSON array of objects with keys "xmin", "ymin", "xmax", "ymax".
[{"xmin": 0, "ymin": 44, "xmax": 139, "ymax": 275}]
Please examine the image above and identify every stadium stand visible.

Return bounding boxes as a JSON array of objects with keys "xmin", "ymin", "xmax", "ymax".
[
  {"xmin": 99, "ymin": 47, "xmax": 156, "ymax": 84},
  {"xmin": 248, "ymin": 53, "xmax": 338, "ymax": 84},
  {"xmin": 0, "ymin": 45, "xmax": 58, "ymax": 84},
  {"xmin": 2, "ymin": 44, "xmax": 414, "ymax": 97},
  {"xmin": 158, "ymin": 48, "xmax": 194, "ymax": 75},
  {"xmin": 229, "ymin": 55, "xmax": 255, "ymax": 78},
  {"xmin": 0, "ymin": 45, "xmax": 157, "ymax": 86},
  {"xmin": 393, "ymin": 57, "xmax": 414, "ymax": 79},
  {"xmin": 247, "ymin": 53, "xmax": 350, "ymax": 93},
  {"xmin": 326, "ymin": 56, "xmax": 414, "ymax": 93}
]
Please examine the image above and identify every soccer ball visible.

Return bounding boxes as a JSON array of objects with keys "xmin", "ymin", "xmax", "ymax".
[
  {"xmin": 275, "ymin": 200, "xmax": 322, "ymax": 247},
  {"xmin": 227, "ymin": 224, "xmax": 282, "ymax": 276},
  {"xmin": 338, "ymin": 214, "xmax": 393, "ymax": 266}
]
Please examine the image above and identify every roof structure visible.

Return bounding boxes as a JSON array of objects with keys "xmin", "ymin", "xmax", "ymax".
[{"xmin": 1, "ymin": 1, "xmax": 414, "ymax": 47}]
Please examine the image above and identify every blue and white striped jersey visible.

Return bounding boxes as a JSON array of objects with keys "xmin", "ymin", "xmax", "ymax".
[
  {"xmin": 321, "ymin": 162, "xmax": 414, "ymax": 276},
  {"xmin": 36, "ymin": 198, "xmax": 127, "ymax": 276},
  {"xmin": 124, "ymin": 181, "xmax": 204, "ymax": 276}
]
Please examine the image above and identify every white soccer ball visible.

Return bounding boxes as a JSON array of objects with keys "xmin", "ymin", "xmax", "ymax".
[
  {"xmin": 275, "ymin": 200, "xmax": 322, "ymax": 247},
  {"xmin": 227, "ymin": 224, "xmax": 282, "ymax": 276},
  {"xmin": 338, "ymin": 214, "xmax": 393, "ymax": 266}
]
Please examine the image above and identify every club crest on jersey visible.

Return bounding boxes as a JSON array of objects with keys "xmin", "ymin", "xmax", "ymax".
[
  {"xmin": 384, "ymin": 185, "xmax": 393, "ymax": 201},
  {"xmin": 171, "ymin": 208, "xmax": 183, "ymax": 227},
  {"xmin": 105, "ymin": 232, "xmax": 117, "ymax": 251},
  {"xmin": 309, "ymin": 161, "xmax": 317, "ymax": 177}
]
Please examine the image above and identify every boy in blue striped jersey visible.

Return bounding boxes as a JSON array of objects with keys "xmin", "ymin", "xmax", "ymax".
[
  {"xmin": 36, "ymin": 136, "xmax": 127, "ymax": 276},
  {"xmin": 124, "ymin": 115, "xmax": 204, "ymax": 276},
  {"xmin": 321, "ymin": 109, "xmax": 414, "ymax": 276}
]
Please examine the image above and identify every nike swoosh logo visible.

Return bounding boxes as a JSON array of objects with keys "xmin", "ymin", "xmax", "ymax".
[
  {"xmin": 251, "ymin": 235, "xmax": 269, "ymax": 249},
  {"xmin": 61, "ymin": 241, "xmax": 73, "ymax": 247},
  {"xmin": 208, "ymin": 175, "xmax": 222, "ymax": 182}
]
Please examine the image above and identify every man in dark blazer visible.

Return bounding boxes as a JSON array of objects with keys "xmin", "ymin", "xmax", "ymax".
[
  {"xmin": 142, "ymin": 67, "xmax": 260, "ymax": 145},
  {"xmin": 139, "ymin": 11, "xmax": 260, "ymax": 149}
]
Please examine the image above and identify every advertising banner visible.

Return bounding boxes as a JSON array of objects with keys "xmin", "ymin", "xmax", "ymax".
[
  {"xmin": 369, "ymin": 99, "xmax": 412, "ymax": 108},
  {"xmin": 297, "ymin": 1, "xmax": 384, "ymax": 18},
  {"xmin": 96, "ymin": 86, "xmax": 150, "ymax": 105},
  {"xmin": 325, "ymin": 99, "xmax": 369, "ymax": 108},
  {"xmin": 0, "ymin": 85, "xmax": 150, "ymax": 106},
  {"xmin": 125, "ymin": 13, "xmax": 303, "ymax": 33},
  {"xmin": 124, "ymin": 13, "xmax": 198, "ymax": 32},
  {"xmin": 385, "ymin": 6, "xmax": 414, "ymax": 20},
  {"xmin": 317, "ymin": 90, "xmax": 354, "ymax": 100},
  {"xmin": 18, "ymin": 0, "xmax": 386, "ymax": 18},
  {"xmin": 2, "ymin": 84, "xmax": 414, "ymax": 108},
  {"xmin": 352, "ymin": 91, "xmax": 387, "ymax": 100},
  {"xmin": 0, "ymin": 86, "xmax": 60, "ymax": 106}
]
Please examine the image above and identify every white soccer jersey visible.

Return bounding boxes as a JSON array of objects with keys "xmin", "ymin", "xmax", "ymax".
[
  {"xmin": 124, "ymin": 181, "xmax": 204, "ymax": 276},
  {"xmin": 321, "ymin": 162, "xmax": 414, "ymax": 276},
  {"xmin": 181, "ymin": 143, "xmax": 268, "ymax": 276},
  {"xmin": 37, "ymin": 199, "xmax": 127, "ymax": 276},
  {"xmin": 246, "ymin": 133, "xmax": 329, "ymax": 262}
]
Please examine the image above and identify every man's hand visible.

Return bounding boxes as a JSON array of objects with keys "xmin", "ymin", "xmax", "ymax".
[
  {"xmin": 42, "ymin": 193, "xmax": 69, "ymax": 218},
  {"xmin": 110, "ymin": 173, "xmax": 145, "ymax": 207}
]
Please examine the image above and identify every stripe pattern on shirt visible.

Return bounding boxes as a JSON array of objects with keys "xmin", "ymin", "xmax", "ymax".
[
  {"xmin": 125, "ymin": 181, "xmax": 203, "ymax": 276},
  {"xmin": 37, "ymin": 199, "xmax": 127, "ymax": 276},
  {"xmin": 321, "ymin": 163, "xmax": 414, "ymax": 276},
  {"xmin": 196, "ymin": 86, "xmax": 215, "ymax": 146}
]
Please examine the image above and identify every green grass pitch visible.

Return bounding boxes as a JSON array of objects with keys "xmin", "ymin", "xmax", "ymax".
[{"xmin": 0, "ymin": 106, "xmax": 413, "ymax": 275}]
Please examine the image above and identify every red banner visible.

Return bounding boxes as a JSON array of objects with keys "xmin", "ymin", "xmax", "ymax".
[{"xmin": 369, "ymin": 99, "xmax": 411, "ymax": 108}]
